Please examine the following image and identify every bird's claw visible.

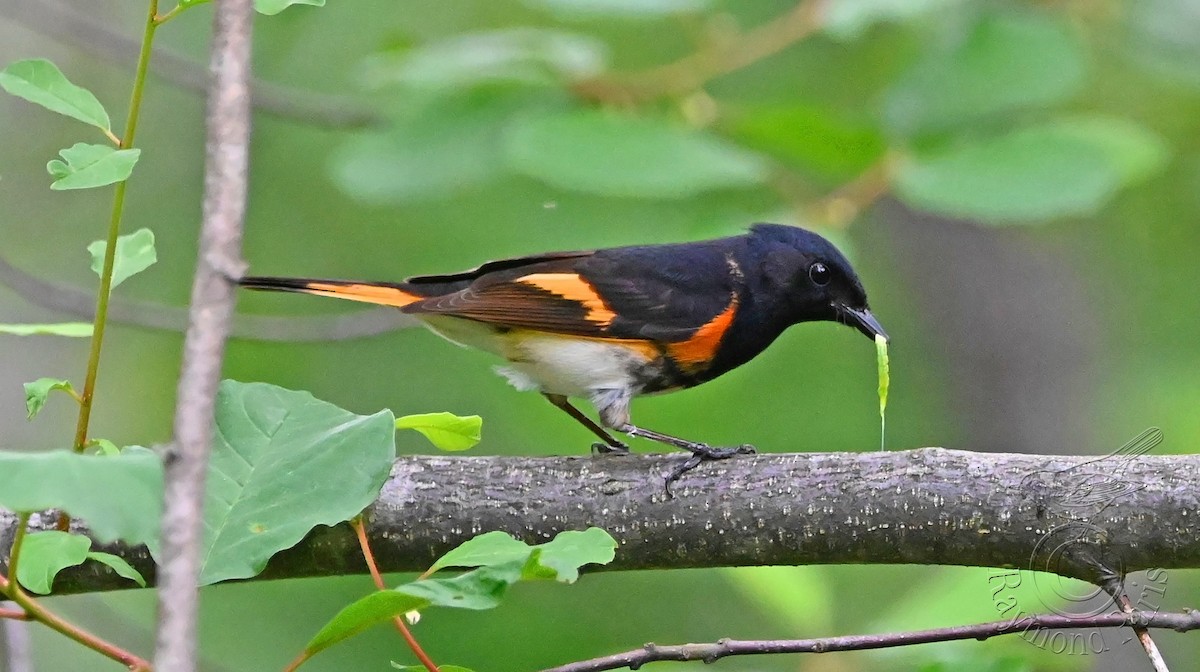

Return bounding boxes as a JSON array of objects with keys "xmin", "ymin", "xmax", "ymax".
[
  {"xmin": 591, "ymin": 441, "xmax": 631, "ymax": 455},
  {"xmin": 663, "ymin": 443, "xmax": 756, "ymax": 498}
]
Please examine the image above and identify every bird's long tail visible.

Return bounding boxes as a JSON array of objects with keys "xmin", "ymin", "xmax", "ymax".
[{"xmin": 238, "ymin": 276, "xmax": 423, "ymax": 308}]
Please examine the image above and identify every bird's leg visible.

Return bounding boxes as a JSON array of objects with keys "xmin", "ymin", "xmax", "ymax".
[
  {"xmin": 542, "ymin": 393, "xmax": 630, "ymax": 454},
  {"xmin": 616, "ymin": 423, "xmax": 755, "ymax": 494},
  {"xmin": 589, "ymin": 389, "xmax": 753, "ymax": 496}
]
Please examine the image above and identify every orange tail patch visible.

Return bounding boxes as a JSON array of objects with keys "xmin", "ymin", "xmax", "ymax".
[{"xmin": 239, "ymin": 277, "xmax": 422, "ymax": 308}]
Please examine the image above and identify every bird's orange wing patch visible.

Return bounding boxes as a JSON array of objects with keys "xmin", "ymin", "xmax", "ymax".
[
  {"xmin": 515, "ymin": 273, "xmax": 617, "ymax": 327},
  {"xmin": 666, "ymin": 297, "xmax": 738, "ymax": 371},
  {"xmin": 302, "ymin": 282, "xmax": 421, "ymax": 308}
]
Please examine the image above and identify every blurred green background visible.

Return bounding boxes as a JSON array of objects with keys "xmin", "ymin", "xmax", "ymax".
[{"xmin": 2, "ymin": 0, "xmax": 1199, "ymax": 670}]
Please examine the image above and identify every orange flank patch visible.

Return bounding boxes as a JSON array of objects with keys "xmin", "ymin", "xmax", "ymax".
[
  {"xmin": 302, "ymin": 282, "xmax": 421, "ymax": 308},
  {"xmin": 667, "ymin": 297, "xmax": 738, "ymax": 371},
  {"xmin": 516, "ymin": 273, "xmax": 617, "ymax": 326}
]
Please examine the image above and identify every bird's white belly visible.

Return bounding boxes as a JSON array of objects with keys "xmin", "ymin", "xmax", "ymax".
[{"xmin": 418, "ymin": 315, "xmax": 652, "ymax": 397}]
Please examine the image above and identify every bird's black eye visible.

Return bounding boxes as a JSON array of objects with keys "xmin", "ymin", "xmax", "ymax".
[{"xmin": 808, "ymin": 262, "xmax": 831, "ymax": 286}]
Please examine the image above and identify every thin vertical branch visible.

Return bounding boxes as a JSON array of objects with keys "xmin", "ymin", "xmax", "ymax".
[
  {"xmin": 152, "ymin": 0, "xmax": 253, "ymax": 669},
  {"xmin": 2, "ymin": 604, "xmax": 34, "ymax": 672}
]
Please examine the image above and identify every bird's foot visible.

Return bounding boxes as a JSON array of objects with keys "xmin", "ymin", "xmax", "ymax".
[
  {"xmin": 664, "ymin": 443, "xmax": 756, "ymax": 497},
  {"xmin": 591, "ymin": 441, "xmax": 631, "ymax": 456}
]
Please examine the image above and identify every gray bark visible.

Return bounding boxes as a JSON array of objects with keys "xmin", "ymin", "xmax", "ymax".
[
  {"xmin": 152, "ymin": 0, "xmax": 253, "ymax": 669},
  {"xmin": 3, "ymin": 448, "xmax": 1197, "ymax": 594}
]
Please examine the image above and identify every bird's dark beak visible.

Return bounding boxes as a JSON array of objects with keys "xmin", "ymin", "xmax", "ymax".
[{"xmin": 841, "ymin": 306, "xmax": 888, "ymax": 342}]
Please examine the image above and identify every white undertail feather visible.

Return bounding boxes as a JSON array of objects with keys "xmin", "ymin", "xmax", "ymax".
[{"xmin": 417, "ymin": 315, "xmax": 653, "ymax": 398}]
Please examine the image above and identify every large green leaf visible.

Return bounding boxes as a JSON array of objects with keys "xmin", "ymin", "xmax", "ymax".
[
  {"xmin": 0, "ymin": 449, "xmax": 163, "ymax": 544},
  {"xmin": 520, "ymin": 0, "xmax": 710, "ymax": 20},
  {"xmin": 23, "ymin": 377, "xmax": 75, "ymax": 420},
  {"xmin": 87, "ymin": 228, "xmax": 157, "ymax": 289},
  {"xmin": 884, "ymin": 12, "xmax": 1086, "ymax": 135},
  {"xmin": 505, "ymin": 109, "xmax": 770, "ymax": 198},
  {"xmin": 178, "ymin": 381, "xmax": 396, "ymax": 585},
  {"xmin": 364, "ymin": 28, "xmax": 606, "ymax": 90},
  {"xmin": 395, "ymin": 412, "xmax": 482, "ymax": 451},
  {"xmin": 894, "ymin": 118, "xmax": 1169, "ymax": 223},
  {"xmin": 47, "ymin": 143, "xmax": 141, "ymax": 191},
  {"xmin": 825, "ymin": 0, "xmax": 967, "ymax": 39},
  {"xmin": 14, "ymin": 531, "xmax": 92, "ymax": 595},
  {"xmin": 254, "ymin": 0, "xmax": 324, "ymax": 15},
  {"xmin": 0, "ymin": 323, "xmax": 93, "ymax": 337},
  {"xmin": 724, "ymin": 104, "xmax": 886, "ymax": 180},
  {"xmin": 0, "ymin": 59, "xmax": 111, "ymax": 132},
  {"xmin": 330, "ymin": 90, "xmax": 555, "ymax": 204}
]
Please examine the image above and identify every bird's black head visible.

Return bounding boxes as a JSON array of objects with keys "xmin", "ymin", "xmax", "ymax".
[{"xmin": 747, "ymin": 223, "xmax": 888, "ymax": 342}]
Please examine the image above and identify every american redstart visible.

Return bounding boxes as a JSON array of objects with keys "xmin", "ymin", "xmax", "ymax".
[{"xmin": 240, "ymin": 223, "xmax": 887, "ymax": 491}]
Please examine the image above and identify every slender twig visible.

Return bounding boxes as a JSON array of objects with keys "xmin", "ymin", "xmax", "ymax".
[
  {"xmin": 2, "ymin": 517, "xmax": 150, "ymax": 671},
  {"xmin": 0, "ymin": 607, "xmax": 32, "ymax": 621},
  {"xmin": 153, "ymin": 0, "xmax": 252, "ymax": 667},
  {"xmin": 539, "ymin": 610, "xmax": 1200, "ymax": 672},
  {"xmin": 351, "ymin": 517, "xmax": 441, "ymax": 672},
  {"xmin": 2, "ymin": 584, "xmax": 152, "ymax": 671},
  {"xmin": 6, "ymin": 513, "xmax": 31, "ymax": 582},
  {"xmin": 69, "ymin": 0, "xmax": 161, "ymax": 461},
  {"xmin": 153, "ymin": 3, "xmax": 188, "ymax": 26},
  {"xmin": 572, "ymin": 0, "xmax": 827, "ymax": 103},
  {"xmin": 804, "ymin": 154, "xmax": 897, "ymax": 229},
  {"xmin": 1111, "ymin": 588, "xmax": 1171, "ymax": 672}
]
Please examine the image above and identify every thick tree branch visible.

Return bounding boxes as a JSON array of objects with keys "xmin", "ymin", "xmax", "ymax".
[{"xmin": 3, "ymin": 448, "xmax": 1197, "ymax": 594}]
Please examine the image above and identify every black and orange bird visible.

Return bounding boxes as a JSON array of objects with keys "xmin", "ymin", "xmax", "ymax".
[{"xmin": 240, "ymin": 223, "xmax": 887, "ymax": 489}]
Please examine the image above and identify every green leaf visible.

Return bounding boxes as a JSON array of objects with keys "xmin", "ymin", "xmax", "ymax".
[
  {"xmin": 0, "ymin": 323, "xmax": 93, "ymax": 337},
  {"xmin": 23, "ymin": 378, "xmax": 75, "ymax": 420},
  {"xmin": 520, "ymin": 0, "xmax": 710, "ymax": 20},
  {"xmin": 428, "ymin": 531, "xmax": 532, "ymax": 574},
  {"xmin": 14, "ymin": 531, "xmax": 92, "ymax": 595},
  {"xmin": 305, "ymin": 591, "xmax": 431, "ymax": 658},
  {"xmin": 173, "ymin": 381, "xmax": 396, "ymax": 585},
  {"xmin": 254, "ymin": 0, "xmax": 324, "ymax": 15},
  {"xmin": 724, "ymin": 104, "xmax": 886, "ymax": 180},
  {"xmin": 47, "ymin": 143, "xmax": 141, "ymax": 191},
  {"xmin": 429, "ymin": 528, "xmax": 617, "ymax": 583},
  {"xmin": 529, "ymin": 527, "xmax": 617, "ymax": 583},
  {"xmin": 1044, "ymin": 115, "xmax": 1170, "ymax": 184},
  {"xmin": 884, "ymin": 12, "xmax": 1086, "ymax": 135},
  {"xmin": 0, "ymin": 449, "xmax": 163, "ymax": 544},
  {"xmin": 824, "ymin": 0, "xmax": 967, "ymax": 39},
  {"xmin": 394, "ymin": 665, "xmax": 475, "ymax": 672},
  {"xmin": 505, "ymin": 110, "xmax": 770, "ymax": 198},
  {"xmin": 364, "ymin": 28, "xmax": 606, "ymax": 90},
  {"xmin": 396, "ymin": 412, "xmax": 482, "ymax": 451},
  {"xmin": 876, "ymin": 334, "xmax": 889, "ymax": 451},
  {"xmin": 305, "ymin": 529, "xmax": 612, "ymax": 663},
  {"xmin": 894, "ymin": 119, "xmax": 1167, "ymax": 224},
  {"xmin": 87, "ymin": 228, "xmax": 157, "ymax": 289},
  {"xmin": 85, "ymin": 551, "xmax": 146, "ymax": 588},
  {"xmin": 399, "ymin": 560, "xmax": 524, "ymax": 609},
  {"xmin": 0, "ymin": 59, "xmax": 111, "ymax": 132},
  {"xmin": 330, "ymin": 90, "xmax": 558, "ymax": 204},
  {"xmin": 89, "ymin": 439, "xmax": 121, "ymax": 456}
]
